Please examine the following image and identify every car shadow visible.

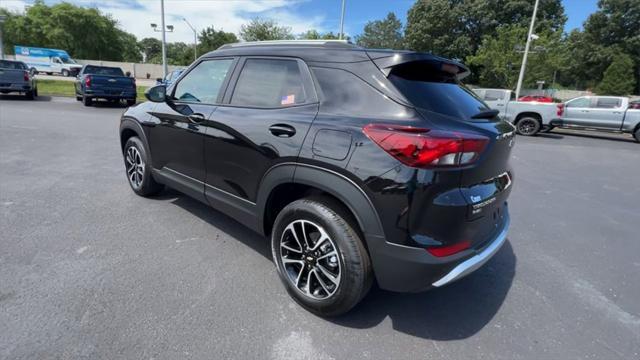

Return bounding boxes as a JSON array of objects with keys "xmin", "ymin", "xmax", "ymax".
[
  {"xmin": 152, "ymin": 188, "xmax": 516, "ymax": 340},
  {"xmin": 0, "ymin": 94, "xmax": 52, "ymax": 101},
  {"xmin": 536, "ymin": 129, "xmax": 635, "ymax": 143},
  {"xmin": 89, "ymin": 100, "xmax": 131, "ymax": 109}
]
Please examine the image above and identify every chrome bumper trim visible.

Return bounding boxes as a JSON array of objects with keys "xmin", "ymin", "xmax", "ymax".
[{"xmin": 432, "ymin": 217, "xmax": 509, "ymax": 287}]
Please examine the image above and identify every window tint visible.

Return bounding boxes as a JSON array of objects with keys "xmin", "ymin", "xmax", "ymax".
[
  {"xmin": 484, "ymin": 90, "xmax": 504, "ymax": 101},
  {"xmin": 388, "ymin": 62, "xmax": 489, "ymax": 119},
  {"xmin": 231, "ymin": 59, "xmax": 306, "ymax": 107},
  {"xmin": 594, "ymin": 97, "xmax": 621, "ymax": 108},
  {"xmin": 174, "ymin": 59, "xmax": 232, "ymax": 104},
  {"xmin": 84, "ymin": 66, "xmax": 125, "ymax": 76},
  {"xmin": 566, "ymin": 97, "xmax": 590, "ymax": 108},
  {"xmin": 0, "ymin": 60, "xmax": 26, "ymax": 70}
]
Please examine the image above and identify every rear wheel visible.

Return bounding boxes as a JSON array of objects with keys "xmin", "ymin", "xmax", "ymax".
[
  {"xmin": 516, "ymin": 117, "xmax": 541, "ymax": 136},
  {"xmin": 271, "ymin": 197, "xmax": 372, "ymax": 317},
  {"xmin": 61, "ymin": 69, "xmax": 70, "ymax": 77},
  {"xmin": 126, "ymin": 99, "xmax": 136, "ymax": 107},
  {"xmin": 123, "ymin": 137, "xmax": 163, "ymax": 196},
  {"xmin": 82, "ymin": 95, "xmax": 92, "ymax": 106},
  {"xmin": 633, "ymin": 128, "xmax": 640, "ymax": 143},
  {"xmin": 25, "ymin": 90, "xmax": 35, "ymax": 100}
]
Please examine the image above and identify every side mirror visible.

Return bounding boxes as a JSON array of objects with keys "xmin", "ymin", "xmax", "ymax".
[{"xmin": 145, "ymin": 85, "xmax": 167, "ymax": 103}]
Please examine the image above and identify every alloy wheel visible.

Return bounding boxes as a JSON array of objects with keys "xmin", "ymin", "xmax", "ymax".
[
  {"xmin": 279, "ymin": 220, "xmax": 341, "ymax": 300},
  {"xmin": 518, "ymin": 119, "xmax": 538, "ymax": 135},
  {"xmin": 125, "ymin": 146, "xmax": 144, "ymax": 189}
]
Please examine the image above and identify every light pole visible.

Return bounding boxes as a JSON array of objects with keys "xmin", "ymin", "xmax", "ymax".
[
  {"xmin": 515, "ymin": 0, "xmax": 540, "ymax": 100},
  {"xmin": 339, "ymin": 0, "xmax": 346, "ymax": 40},
  {"xmin": 183, "ymin": 18, "xmax": 197, "ymax": 62},
  {"xmin": 151, "ymin": 0, "xmax": 173, "ymax": 78},
  {"xmin": 0, "ymin": 15, "xmax": 6, "ymax": 60}
]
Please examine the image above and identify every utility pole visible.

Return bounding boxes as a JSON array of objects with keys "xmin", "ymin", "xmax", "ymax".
[
  {"xmin": 339, "ymin": 0, "xmax": 346, "ymax": 40},
  {"xmin": 160, "ymin": 0, "xmax": 168, "ymax": 78},
  {"xmin": 515, "ymin": 0, "xmax": 540, "ymax": 100},
  {"xmin": 0, "ymin": 15, "xmax": 6, "ymax": 60},
  {"xmin": 183, "ymin": 18, "xmax": 197, "ymax": 62}
]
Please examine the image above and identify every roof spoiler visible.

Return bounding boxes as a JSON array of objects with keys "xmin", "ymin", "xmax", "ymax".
[{"xmin": 367, "ymin": 51, "xmax": 471, "ymax": 80}]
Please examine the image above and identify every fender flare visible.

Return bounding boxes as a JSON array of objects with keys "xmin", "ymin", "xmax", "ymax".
[
  {"xmin": 119, "ymin": 118, "xmax": 153, "ymax": 162},
  {"xmin": 256, "ymin": 162, "xmax": 385, "ymax": 240}
]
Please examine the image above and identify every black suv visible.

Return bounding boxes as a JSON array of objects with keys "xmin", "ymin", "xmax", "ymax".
[{"xmin": 119, "ymin": 40, "xmax": 514, "ymax": 316}]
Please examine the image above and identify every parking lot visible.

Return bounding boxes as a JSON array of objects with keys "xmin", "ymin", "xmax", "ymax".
[{"xmin": 1, "ymin": 96, "xmax": 639, "ymax": 359}]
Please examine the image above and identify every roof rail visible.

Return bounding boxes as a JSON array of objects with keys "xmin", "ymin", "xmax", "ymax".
[{"xmin": 218, "ymin": 40, "xmax": 358, "ymax": 50}]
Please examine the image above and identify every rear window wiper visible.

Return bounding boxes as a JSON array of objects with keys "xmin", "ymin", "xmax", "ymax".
[{"xmin": 471, "ymin": 109, "xmax": 500, "ymax": 119}]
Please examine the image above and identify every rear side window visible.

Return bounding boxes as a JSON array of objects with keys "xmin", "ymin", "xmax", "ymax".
[
  {"xmin": 594, "ymin": 97, "xmax": 621, "ymax": 109},
  {"xmin": 84, "ymin": 66, "xmax": 125, "ymax": 77},
  {"xmin": 0, "ymin": 61, "xmax": 26, "ymax": 70},
  {"xmin": 483, "ymin": 90, "xmax": 505, "ymax": 101},
  {"xmin": 231, "ymin": 59, "xmax": 306, "ymax": 108},
  {"xmin": 388, "ymin": 62, "xmax": 489, "ymax": 119},
  {"xmin": 566, "ymin": 97, "xmax": 590, "ymax": 108}
]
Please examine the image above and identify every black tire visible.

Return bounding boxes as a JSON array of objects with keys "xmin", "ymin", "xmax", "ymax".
[
  {"xmin": 82, "ymin": 95, "xmax": 92, "ymax": 106},
  {"xmin": 46, "ymin": 72, "xmax": 53, "ymax": 75},
  {"xmin": 25, "ymin": 90, "xmax": 35, "ymax": 100},
  {"xmin": 61, "ymin": 69, "xmax": 70, "ymax": 77},
  {"xmin": 30, "ymin": 68, "xmax": 37, "ymax": 75},
  {"xmin": 33, "ymin": 87, "xmax": 38, "ymax": 97},
  {"xmin": 271, "ymin": 197, "xmax": 372, "ymax": 317},
  {"xmin": 540, "ymin": 125, "xmax": 554, "ymax": 133},
  {"xmin": 76, "ymin": 95, "xmax": 82, "ymax": 101},
  {"xmin": 516, "ymin": 117, "xmax": 541, "ymax": 136},
  {"xmin": 633, "ymin": 127, "xmax": 640, "ymax": 143},
  {"xmin": 126, "ymin": 99, "xmax": 136, "ymax": 107},
  {"xmin": 123, "ymin": 136, "xmax": 163, "ymax": 196}
]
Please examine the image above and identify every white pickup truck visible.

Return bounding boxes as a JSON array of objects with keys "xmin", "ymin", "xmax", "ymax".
[
  {"xmin": 473, "ymin": 88, "xmax": 558, "ymax": 136},
  {"xmin": 551, "ymin": 96, "xmax": 640, "ymax": 143}
]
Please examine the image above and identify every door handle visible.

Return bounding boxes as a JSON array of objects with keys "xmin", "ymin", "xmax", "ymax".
[
  {"xmin": 269, "ymin": 124, "xmax": 296, "ymax": 137},
  {"xmin": 188, "ymin": 113, "xmax": 206, "ymax": 123}
]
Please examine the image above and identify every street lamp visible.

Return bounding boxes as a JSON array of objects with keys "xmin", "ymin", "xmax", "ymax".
[
  {"xmin": 183, "ymin": 18, "xmax": 197, "ymax": 62},
  {"xmin": 339, "ymin": 0, "xmax": 346, "ymax": 40},
  {"xmin": 0, "ymin": 15, "xmax": 6, "ymax": 60},
  {"xmin": 150, "ymin": 0, "xmax": 174, "ymax": 78},
  {"xmin": 514, "ymin": 0, "xmax": 540, "ymax": 100}
]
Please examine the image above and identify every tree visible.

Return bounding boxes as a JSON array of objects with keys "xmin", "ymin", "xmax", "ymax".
[
  {"xmin": 239, "ymin": 18, "xmax": 294, "ymax": 41},
  {"xmin": 404, "ymin": 0, "xmax": 566, "ymax": 59},
  {"xmin": 138, "ymin": 37, "xmax": 162, "ymax": 63},
  {"xmin": 0, "ymin": 0, "xmax": 140, "ymax": 61},
  {"xmin": 197, "ymin": 26, "xmax": 238, "ymax": 54},
  {"xmin": 298, "ymin": 30, "xmax": 341, "ymax": 40},
  {"xmin": 355, "ymin": 12, "xmax": 403, "ymax": 49},
  {"xmin": 596, "ymin": 54, "xmax": 636, "ymax": 95}
]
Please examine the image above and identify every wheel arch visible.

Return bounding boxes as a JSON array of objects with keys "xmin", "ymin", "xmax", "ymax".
[{"xmin": 515, "ymin": 112, "xmax": 543, "ymax": 124}]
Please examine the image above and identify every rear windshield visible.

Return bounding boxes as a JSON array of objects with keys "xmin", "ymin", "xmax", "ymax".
[
  {"xmin": 84, "ymin": 66, "xmax": 125, "ymax": 77},
  {"xmin": 388, "ymin": 62, "xmax": 490, "ymax": 119},
  {"xmin": 0, "ymin": 61, "xmax": 26, "ymax": 70}
]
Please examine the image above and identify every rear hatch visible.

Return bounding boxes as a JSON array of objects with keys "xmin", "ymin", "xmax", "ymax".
[
  {"xmin": 0, "ymin": 61, "xmax": 28, "ymax": 85},
  {"xmin": 382, "ymin": 58, "xmax": 514, "ymax": 251}
]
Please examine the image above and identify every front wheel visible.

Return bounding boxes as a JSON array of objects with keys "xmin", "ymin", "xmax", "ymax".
[
  {"xmin": 271, "ymin": 197, "xmax": 372, "ymax": 317},
  {"xmin": 516, "ymin": 117, "xmax": 541, "ymax": 136},
  {"xmin": 61, "ymin": 69, "xmax": 70, "ymax": 77},
  {"xmin": 123, "ymin": 137, "xmax": 163, "ymax": 196}
]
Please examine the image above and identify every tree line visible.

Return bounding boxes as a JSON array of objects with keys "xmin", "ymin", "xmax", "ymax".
[{"xmin": 1, "ymin": 0, "xmax": 637, "ymax": 95}]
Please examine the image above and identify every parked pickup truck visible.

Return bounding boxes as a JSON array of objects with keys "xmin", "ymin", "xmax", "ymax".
[
  {"xmin": 473, "ymin": 88, "xmax": 557, "ymax": 136},
  {"xmin": 551, "ymin": 96, "xmax": 640, "ymax": 143},
  {"xmin": 0, "ymin": 60, "xmax": 37, "ymax": 99},
  {"xmin": 75, "ymin": 65, "xmax": 136, "ymax": 107}
]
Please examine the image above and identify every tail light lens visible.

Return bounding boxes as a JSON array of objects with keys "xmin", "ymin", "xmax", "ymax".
[
  {"xmin": 427, "ymin": 241, "xmax": 471, "ymax": 257},
  {"xmin": 363, "ymin": 124, "xmax": 489, "ymax": 168},
  {"xmin": 23, "ymin": 71, "xmax": 30, "ymax": 81},
  {"xmin": 556, "ymin": 103, "xmax": 564, "ymax": 116},
  {"xmin": 85, "ymin": 75, "xmax": 91, "ymax": 87}
]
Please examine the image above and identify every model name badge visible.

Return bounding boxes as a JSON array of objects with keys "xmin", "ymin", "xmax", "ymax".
[{"xmin": 472, "ymin": 197, "xmax": 496, "ymax": 210}]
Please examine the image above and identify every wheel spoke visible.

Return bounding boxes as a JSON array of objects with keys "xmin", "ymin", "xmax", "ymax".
[
  {"xmin": 305, "ymin": 268, "xmax": 313, "ymax": 296},
  {"xmin": 317, "ymin": 263, "xmax": 339, "ymax": 285},
  {"xmin": 295, "ymin": 265, "xmax": 305, "ymax": 287},
  {"xmin": 317, "ymin": 250, "xmax": 337, "ymax": 261},
  {"xmin": 285, "ymin": 223, "xmax": 303, "ymax": 251},
  {"xmin": 300, "ymin": 221, "xmax": 310, "ymax": 249},
  {"xmin": 313, "ymin": 268, "xmax": 331, "ymax": 295},
  {"xmin": 310, "ymin": 228, "xmax": 330, "ymax": 251},
  {"xmin": 281, "ymin": 243, "xmax": 302, "ymax": 253},
  {"xmin": 282, "ymin": 258, "xmax": 304, "ymax": 265}
]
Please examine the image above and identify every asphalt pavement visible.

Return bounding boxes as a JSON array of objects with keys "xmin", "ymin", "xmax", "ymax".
[{"xmin": 1, "ymin": 96, "xmax": 639, "ymax": 359}]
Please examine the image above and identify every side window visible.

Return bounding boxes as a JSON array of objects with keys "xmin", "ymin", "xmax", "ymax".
[
  {"xmin": 231, "ymin": 58, "xmax": 306, "ymax": 108},
  {"xmin": 173, "ymin": 59, "xmax": 233, "ymax": 104},
  {"xmin": 566, "ymin": 97, "xmax": 590, "ymax": 108},
  {"xmin": 484, "ymin": 90, "xmax": 504, "ymax": 101},
  {"xmin": 594, "ymin": 97, "xmax": 622, "ymax": 109}
]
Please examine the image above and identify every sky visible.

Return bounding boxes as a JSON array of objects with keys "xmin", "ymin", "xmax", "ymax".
[{"xmin": 1, "ymin": 0, "xmax": 600, "ymax": 43}]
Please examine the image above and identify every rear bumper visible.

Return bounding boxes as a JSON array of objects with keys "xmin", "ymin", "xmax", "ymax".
[
  {"xmin": 368, "ymin": 206, "xmax": 510, "ymax": 292},
  {"xmin": 0, "ymin": 83, "xmax": 32, "ymax": 92},
  {"xmin": 85, "ymin": 89, "xmax": 136, "ymax": 99}
]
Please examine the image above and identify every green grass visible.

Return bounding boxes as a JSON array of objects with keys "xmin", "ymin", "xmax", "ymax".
[{"xmin": 36, "ymin": 79, "xmax": 148, "ymax": 101}]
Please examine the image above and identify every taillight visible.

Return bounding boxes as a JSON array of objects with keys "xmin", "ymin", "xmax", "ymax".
[
  {"xmin": 85, "ymin": 75, "xmax": 91, "ymax": 87},
  {"xmin": 557, "ymin": 103, "xmax": 564, "ymax": 116},
  {"xmin": 427, "ymin": 240, "xmax": 471, "ymax": 257},
  {"xmin": 24, "ymin": 71, "xmax": 30, "ymax": 81},
  {"xmin": 363, "ymin": 124, "xmax": 489, "ymax": 168}
]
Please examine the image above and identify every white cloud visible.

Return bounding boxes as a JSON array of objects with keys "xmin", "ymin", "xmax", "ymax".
[{"xmin": 1, "ymin": 0, "xmax": 327, "ymax": 43}]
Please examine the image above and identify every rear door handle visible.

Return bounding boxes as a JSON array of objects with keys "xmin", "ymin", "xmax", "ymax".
[
  {"xmin": 188, "ymin": 113, "xmax": 206, "ymax": 123},
  {"xmin": 269, "ymin": 124, "xmax": 296, "ymax": 137}
]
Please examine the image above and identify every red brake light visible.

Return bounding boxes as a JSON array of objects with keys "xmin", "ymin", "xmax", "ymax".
[
  {"xmin": 556, "ymin": 104, "xmax": 564, "ymax": 116},
  {"xmin": 85, "ymin": 75, "xmax": 91, "ymax": 87},
  {"xmin": 427, "ymin": 241, "xmax": 472, "ymax": 257},
  {"xmin": 363, "ymin": 124, "xmax": 489, "ymax": 168},
  {"xmin": 24, "ymin": 71, "xmax": 30, "ymax": 81}
]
